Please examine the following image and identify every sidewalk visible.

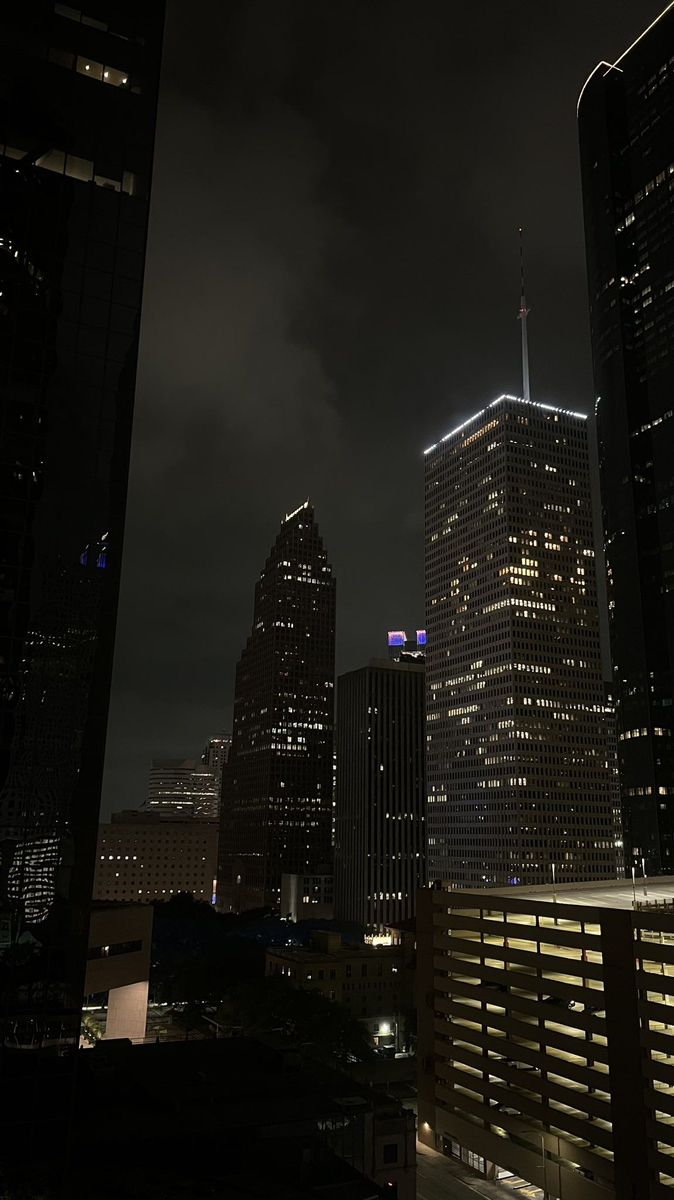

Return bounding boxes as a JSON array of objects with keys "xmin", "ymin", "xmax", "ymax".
[{"xmin": 416, "ymin": 1142, "xmax": 542, "ymax": 1200}]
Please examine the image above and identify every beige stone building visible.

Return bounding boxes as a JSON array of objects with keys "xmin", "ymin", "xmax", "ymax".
[
  {"xmin": 85, "ymin": 903, "xmax": 153, "ymax": 1042},
  {"xmin": 94, "ymin": 811, "xmax": 218, "ymax": 903},
  {"xmin": 266, "ymin": 930, "xmax": 414, "ymax": 1047}
]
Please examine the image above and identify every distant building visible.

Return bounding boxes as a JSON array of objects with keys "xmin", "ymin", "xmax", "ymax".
[
  {"xmin": 418, "ymin": 876, "xmax": 674, "ymax": 1198},
  {"xmin": 219, "ymin": 501, "xmax": 336, "ymax": 912},
  {"xmin": 266, "ymin": 930, "xmax": 414, "ymax": 1049},
  {"xmin": 281, "ymin": 872, "xmax": 334, "ymax": 922},
  {"xmin": 84, "ymin": 903, "xmax": 153, "ymax": 1044},
  {"xmin": 386, "ymin": 628, "xmax": 426, "ymax": 662},
  {"xmin": 146, "ymin": 756, "xmax": 219, "ymax": 818},
  {"xmin": 334, "ymin": 648, "xmax": 425, "ymax": 928},
  {"xmin": 202, "ymin": 734, "xmax": 231, "ymax": 777},
  {"xmin": 200, "ymin": 734, "xmax": 231, "ymax": 818},
  {"xmin": 424, "ymin": 394, "xmax": 622, "ymax": 888},
  {"xmin": 94, "ymin": 812, "xmax": 218, "ymax": 903},
  {"xmin": 578, "ymin": 5, "xmax": 674, "ymax": 876}
]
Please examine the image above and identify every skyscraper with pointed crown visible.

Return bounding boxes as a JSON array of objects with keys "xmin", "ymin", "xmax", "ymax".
[{"xmin": 218, "ymin": 502, "xmax": 336, "ymax": 911}]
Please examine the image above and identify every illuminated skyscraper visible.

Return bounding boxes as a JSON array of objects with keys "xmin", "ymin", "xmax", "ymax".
[
  {"xmin": 203, "ymin": 734, "xmax": 231, "ymax": 779},
  {"xmin": 146, "ymin": 757, "xmax": 215, "ymax": 817},
  {"xmin": 578, "ymin": 5, "xmax": 674, "ymax": 875},
  {"xmin": 0, "ymin": 0, "xmax": 164, "ymax": 1176},
  {"xmin": 424, "ymin": 394, "xmax": 621, "ymax": 888},
  {"xmin": 218, "ymin": 501, "xmax": 336, "ymax": 912}
]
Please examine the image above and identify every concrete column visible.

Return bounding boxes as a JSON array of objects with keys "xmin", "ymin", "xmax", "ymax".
[{"xmin": 104, "ymin": 980, "xmax": 149, "ymax": 1042}]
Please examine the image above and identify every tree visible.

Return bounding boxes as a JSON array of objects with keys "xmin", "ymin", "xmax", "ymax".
[{"xmin": 215, "ymin": 976, "xmax": 374, "ymax": 1065}]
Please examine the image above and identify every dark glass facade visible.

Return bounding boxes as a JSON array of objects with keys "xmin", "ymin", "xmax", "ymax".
[
  {"xmin": 219, "ymin": 502, "xmax": 335, "ymax": 912},
  {"xmin": 0, "ymin": 0, "xmax": 164, "ymax": 1153},
  {"xmin": 579, "ymin": 8, "xmax": 674, "ymax": 874},
  {"xmin": 334, "ymin": 657, "xmax": 425, "ymax": 929}
]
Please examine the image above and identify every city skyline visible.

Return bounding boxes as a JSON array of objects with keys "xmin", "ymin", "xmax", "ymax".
[
  {"xmin": 4, "ymin": 2, "xmax": 674, "ymax": 1196},
  {"xmin": 101, "ymin": 0, "xmax": 663, "ymax": 816}
]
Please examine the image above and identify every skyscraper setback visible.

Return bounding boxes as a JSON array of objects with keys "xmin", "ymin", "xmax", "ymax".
[
  {"xmin": 218, "ymin": 501, "xmax": 335, "ymax": 912},
  {"xmin": 578, "ymin": 5, "xmax": 674, "ymax": 876},
  {"xmin": 424, "ymin": 394, "xmax": 621, "ymax": 888}
]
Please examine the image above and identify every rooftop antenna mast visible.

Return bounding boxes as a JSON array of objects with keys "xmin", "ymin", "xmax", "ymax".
[{"xmin": 517, "ymin": 226, "xmax": 531, "ymax": 403}]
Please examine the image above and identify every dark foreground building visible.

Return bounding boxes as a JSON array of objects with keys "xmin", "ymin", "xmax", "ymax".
[
  {"xmin": 0, "ymin": 0, "xmax": 164, "ymax": 1174},
  {"xmin": 55, "ymin": 1036, "xmax": 415, "ymax": 1199},
  {"xmin": 579, "ymin": 6, "xmax": 674, "ymax": 874},
  {"xmin": 218, "ymin": 501, "xmax": 336, "ymax": 911}
]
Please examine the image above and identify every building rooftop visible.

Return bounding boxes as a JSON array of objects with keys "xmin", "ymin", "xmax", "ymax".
[
  {"xmin": 446, "ymin": 875, "xmax": 674, "ymax": 912},
  {"xmin": 423, "ymin": 392, "xmax": 587, "ymax": 456},
  {"xmin": 269, "ymin": 941, "xmax": 403, "ymax": 963},
  {"xmin": 72, "ymin": 1037, "xmax": 411, "ymax": 1147},
  {"xmin": 578, "ymin": 2, "xmax": 674, "ymax": 114}
]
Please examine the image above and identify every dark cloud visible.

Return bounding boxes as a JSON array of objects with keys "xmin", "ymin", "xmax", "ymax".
[{"xmin": 102, "ymin": 0, "xmax": 662, "ymax": 814}]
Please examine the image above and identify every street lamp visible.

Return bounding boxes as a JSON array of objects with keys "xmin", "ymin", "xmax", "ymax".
[{"xmin": 642, "ymin": 856, "xmax": 648, "ymax": 899}]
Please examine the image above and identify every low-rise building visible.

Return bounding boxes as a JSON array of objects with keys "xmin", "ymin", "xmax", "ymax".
[
  {"xmin": 281, "ymin": 872, "xmax": 334, "ymax": 922},
  {"xmin": 84, "ymin": 903, "xmax": 153, "ymax": 1043},
  {"xmin": 266, "ymin": 930, "xmax": 414, "ymax": 1048},
  {"xmin": 93, "ymin": 811, "xmax": 218, "ymax": 903},
  {"xmin": 417, "ymin": 877, "xmax": 674, "ymax": 1200}
]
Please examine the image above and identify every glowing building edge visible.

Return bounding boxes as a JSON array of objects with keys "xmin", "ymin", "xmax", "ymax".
[
  {"xmin": 576, "ymin": 1, "xmax": 674, "ymax": 115},
  {"xmin": 423, "ymin": 393, "xmax": 588, "ymax": 456},
  {"xmin": 283, "ymin": 499, "xmax": 310, "ymax": 523}
]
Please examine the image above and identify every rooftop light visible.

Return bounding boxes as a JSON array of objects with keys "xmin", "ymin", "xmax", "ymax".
[{"xmin": 424, "ymin": 394, "xmax": 587, "ymax": 456}]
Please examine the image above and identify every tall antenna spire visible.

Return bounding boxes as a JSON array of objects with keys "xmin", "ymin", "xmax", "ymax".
[{"xmin": 517, "ymin": 226, "xmax": 531, "ymax": 403}]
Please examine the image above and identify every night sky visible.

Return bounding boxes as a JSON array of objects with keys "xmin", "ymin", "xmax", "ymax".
[{"xmin": 102, "ymin": 0, "xmax": 663, "ymax": 815}]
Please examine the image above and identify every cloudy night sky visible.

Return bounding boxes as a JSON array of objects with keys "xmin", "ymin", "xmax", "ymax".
[{"xmin": 102, "ymin": 0, "xmax": 662, "ymax": 814}]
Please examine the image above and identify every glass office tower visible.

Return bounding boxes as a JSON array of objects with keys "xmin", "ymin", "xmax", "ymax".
[
  {"xmin": 424, "ymin": 395, "xmax": 622, "ymax": 889},
  {"xmin": 0, "ymin": 0, "xmax": 164, "ymax": 1155},
  {"xmin": 579, "ymin": 5, "xmax": 674, "ymax": 874},
  {"xmin": 334, "ymin": 652, "xmax": 426, "ymax": 929}
]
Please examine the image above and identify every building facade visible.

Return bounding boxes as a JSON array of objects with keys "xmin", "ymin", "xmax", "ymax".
[
  {"xmin": 418, "ymin": 877, "xmax": 674, "ymax": 1200},
  {"xmin": 578, "ymin": 6, "xmax": 674, "ymax": 876},
  {"xmin": 84, "ymin": 902, "xmax": 153, "ymax": 1043},
  {"xmin": 201, "ymin": 734, "xmax": 230, "ymax": 818},
  {"xmin": 334, "ymin": 656, "xmax": 425, "ymax": 928},
  {"xmin": 280, "ymin": 871, "xmax": 334, "ymax": 922},
  {"xmin": 266, "ymin": 929, "xmax": 415, "ymax": 1049},
  {"xmin": 94, "ymin": 811, "xmax": 218, "ymax": 904},
  {"xmin": 0, "ymin": 0, "xmax": 164, "ymax": 1067},
  {"xmin": 146, "ymin": 756, "xmax": 219, "ymax": 818},
  {"xmin": 218, "ymin": 501, "xmax": 336, "ymax": 912},
  {"xmin": 424, "ymin": 394, "xmax": 621, "ymax": 888}
]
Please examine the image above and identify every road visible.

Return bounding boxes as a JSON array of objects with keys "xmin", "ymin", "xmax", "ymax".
[{"xmin": 416, "ymin": 1142, "xmax": 502, "ymax": 1200}]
